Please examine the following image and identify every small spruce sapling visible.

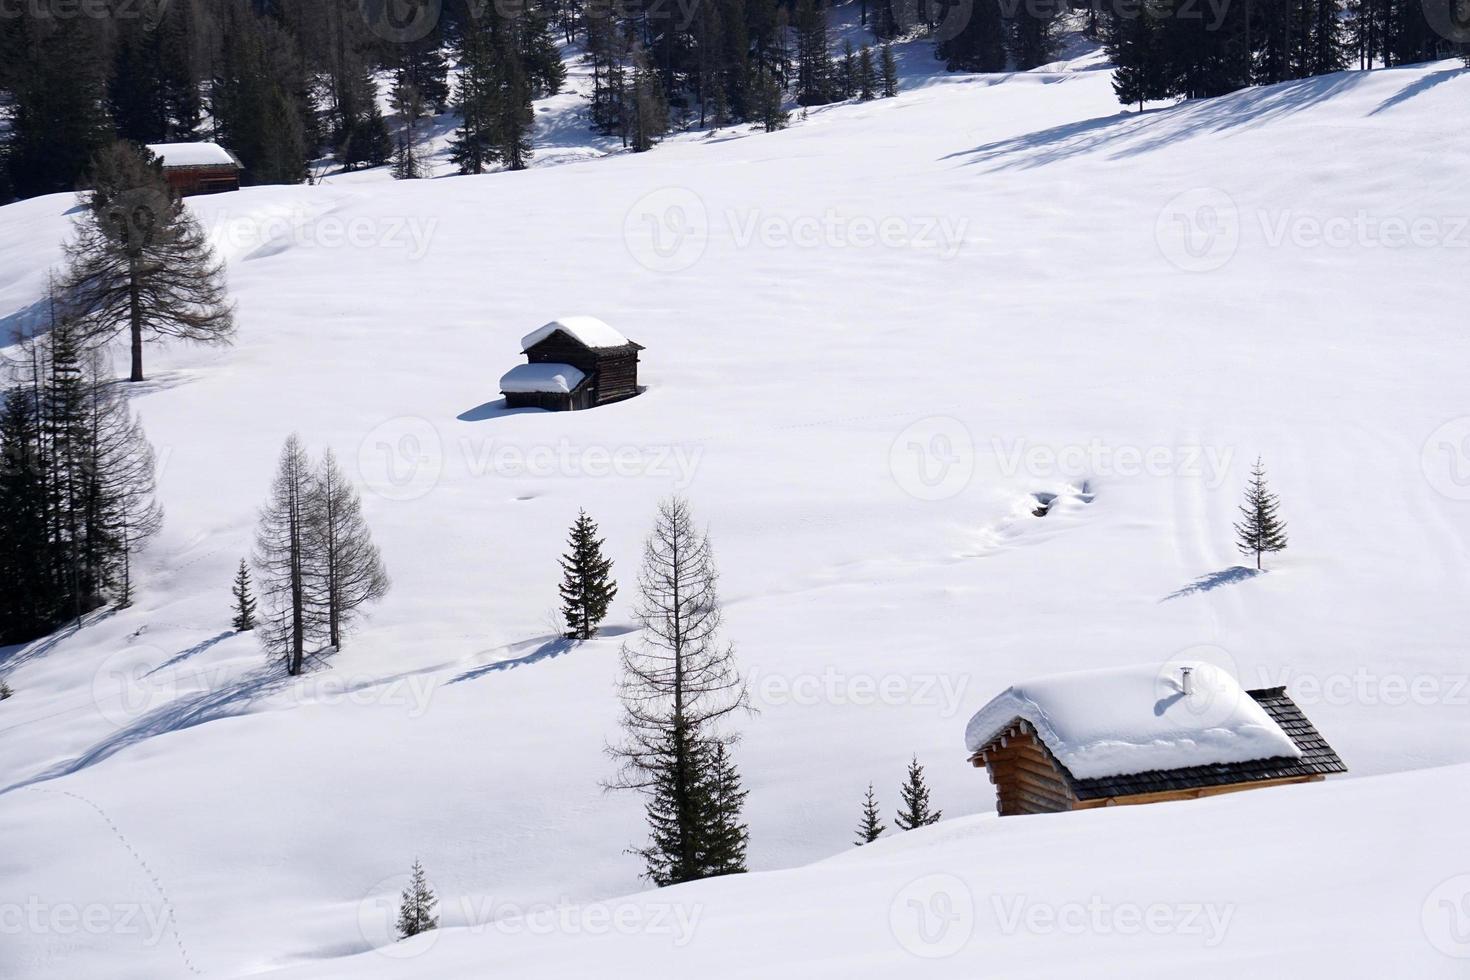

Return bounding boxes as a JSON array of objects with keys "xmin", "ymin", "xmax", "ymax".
[
  {"xmin": 396, "ymin": 859, "xmax": 438, "ymax": 940},
  {"xmin": 1233, "ymin": 456, "xmax": 1288, "ymax": 570},
  {"xmin": 559, "ymin": 510, "xmax": 618, "ymax": 640},
  {"xmin": 231, "ymin": 558, "xmax": 257, "ymax": 631},
  {"xmin": 855, "ymin": 783, "xmax": 885, "ymax": 844},
  {"xmin": 894, "ymin": 756, "xmax": 942, "ymax": 830}
]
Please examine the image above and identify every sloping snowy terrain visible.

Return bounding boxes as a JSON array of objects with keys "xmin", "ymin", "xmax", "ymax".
[{"xmin": 2, "ymin": 26, "xmax": 1469, "ymax": 979}]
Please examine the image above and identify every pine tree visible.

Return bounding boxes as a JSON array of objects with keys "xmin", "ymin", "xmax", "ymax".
[
  {"xmin": 839, "ymin": 40, "xmax": 858, "ymax": 99},
  {"xmin": 894, "ymin": 756, "xmax": 942, "ymax": 830},
  {"xmin": 389, "ymin": 69, "xmax": 428, "ymax": 180},
  {"xmin": 698, "ymin": 740, "xmax": 749, "ymax": 876},
  {"xmin": 231, "ymin": 558, "xmax": 257, "ymax": 632},
  {"xmin": 64, "ymin": 142, "xmax": 235, "ymax": 383},
  {"xmin": 1, "ymin": 13, "xmax": 112, "ymax": 199},
  {"xmin": 255, "ymin": 434, "xmax": 319, "ymax": 676},
  {"xmin": 794, "ymin": 0, "xmax": 833, "ymax": 106},
  {"xmin": 0, "ymin": 680, "xmax": 11, "ymax": 701},
  {"xmin": 0, "ymin": 386, "xmax": 54, "ymax": 642},
  {"xmin": 560, "ymin": 510, "xmax": 618, "ymax": 640},
  {"xmin": 1234, "ymin": 456, "xmax": 1288, "ymax": 570},
  {"xmin": 938, "ymin": 0, "xmax": 1007, "ymax": 72},
  {"xmin": 1105, "ymin": 3, "xmax": 1170, "ymax": 111},
  {"xmin": 306, "ymin": 449, "xmax": 390, "ymax": 651},
  {"xmin": 607, "ymin": 498, "xmax": 752, "ymax": 887},
  {"xmin": 857, "ymin": 46, "xmax": 878, "ymax": 102},
  {"xmin": 880, "ymin": 44, "xmax": 899, "ymax": 98},
  {"xmin": 449, "ymin": 14, "xmax": 500, "ymax": 174},
  {"xmin": 855, "ymin": 783, "xmax": 885, "ymax": 844},
  {"xmin": 209, "ymin": 6, "xmax": 313, "ymax": 186},
  {"xmin": 395, "ymin": 859, "xmax": 438, "ymax": 940}
]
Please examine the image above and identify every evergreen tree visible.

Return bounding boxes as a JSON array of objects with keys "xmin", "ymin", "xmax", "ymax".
[
  {"xmin": 855, "ymin": 783, "xmax": 885, "ymax": 844},
  {"xmin": 938, "ymin": 0, "xmax": 1007, "ymax": 71},
  {"xmin": 752, "ymin": 65, "xmax": 790, "ymax": 132},
  {"xmin": 0, "ymin": 680, "xmax": 11, "ymax": 701},
  {"xmin": 395, "ymin": 859, "xmax": 438, "ymax": 940},
  {"xmin": 389, "ymin": 66, "xmax": 428, "ymax": 180},
  {"xmin": 1234, "ymin": 456, "xmax": 1288, "ymax": 570},
  {"xmin": 1009, "ymin": 1, "xmax": 1059, "ymax": 70},
  {"xmin": 1105, "ymin": 1, "xmax": 1170, "ymax": 111},
  {"xmin": 231, "ymin": 558, "xmax": 257, "ymax": 632},
  {"xmin": 210, "ymin": 6, "xmax": 314, "ymax": 186},
  {"xmin": 894, "ymin": 756, "xmax": 942, "ymax": 830},
  {"xmin": 857, "ymin": 45, "xmax": 878, "ymax": 101},
  {"xmin": 880, "ymin": 43, "xmax": 899, "ymax": 98},
  {"xmin": 839, "ymin": 40, "xmax": 858, "ymax": 98},
  {"xmin": 1, "ymin": 13, "xmax": 112, "ymax": 200},
  {"xmin": 0, "ymin": 386, "xmax": 54, "ymax": 642},
  {"xmin": 698, "ymin": 740, "xmax": 749, "ymax": 876},
  {"xmin": 560, "ymin": 510, "xmax": 618, "ymax": 640},
  {"xmin": 607, "ymin": 498, "xmax": 752, "ymax": 887},
  {"xmin": 64, "ymin": 142, "xmax": 236, "ymax": 383},
  {"xmin": 306, "ymin": 449, "xmax": 390, "ymax": 651},
  {"xmin": 626, "ymin": 46, "xmax": 671, "ymax": 152},
  {"xmin": 794, "ymin": 0, "xmax": 834, "ymax": 106}
]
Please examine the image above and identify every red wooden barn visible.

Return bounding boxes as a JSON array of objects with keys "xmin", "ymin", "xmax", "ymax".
[{"xmin": 146, "ymin": 142, "xmax": 243, "ymax": 197}]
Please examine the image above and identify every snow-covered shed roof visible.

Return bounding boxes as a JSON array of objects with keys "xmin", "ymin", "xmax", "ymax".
[
  {"xmin": 520, "ymin": 316, "xmax": 631, "ymax": 352},
  {"xmin": 146, "ymin": 142, "xmax": 242, "ymax": 169},
  {"xmin": 499, "ymin": 363, "xmax": 587, "ymax": 394},
  {"xmin": 964, "ymin": 662, "xmax": 1303, "ymax": 781}
]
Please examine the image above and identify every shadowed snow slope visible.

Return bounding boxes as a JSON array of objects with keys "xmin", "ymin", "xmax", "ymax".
[{"xmin": 1, "ymin": 50, "xmax": 1469, "ymax": 980}]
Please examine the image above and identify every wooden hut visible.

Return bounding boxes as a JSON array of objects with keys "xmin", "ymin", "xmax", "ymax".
[
  {"xmin": 965, "ymin": 663, "xmax": 1345, "ymax": 816},
  {"xmin": 145, "ymin": 142, "xmax": 243, "ymax": 197},
  {"xmin": 500, "ymin": 317, "xmax": 643, "ymax": 412}
]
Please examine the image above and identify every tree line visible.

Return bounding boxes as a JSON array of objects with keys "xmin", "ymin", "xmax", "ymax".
[
  {"xmin": 0, "ymin": 318, "xmax": 162, "ymax": 643},
  {"xmin": 1103, "ymin": 0, "xmax": 1467, "ymax": 108}
]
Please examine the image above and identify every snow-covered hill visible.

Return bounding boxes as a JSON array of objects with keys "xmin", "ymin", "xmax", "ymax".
[{"xmin": 2, "ymin": 33, "xmax": 1469, "ymax": 979}]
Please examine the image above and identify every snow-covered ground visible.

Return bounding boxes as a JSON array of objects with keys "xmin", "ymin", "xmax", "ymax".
[{"xmin": 2, "ymin": 20, "xmax": 1469, "ymax": 978}]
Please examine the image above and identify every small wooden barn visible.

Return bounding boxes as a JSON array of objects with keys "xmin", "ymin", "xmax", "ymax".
[
  {"xmin": 145, "ymin": 142, "xmax": 243, "ymax": 196},
  {"xmin": 965, "ymin": 663, "xmax": 1346, "ymax": 816},
  {"xmin": 500, "ymin": 317, "xmax": 643, "ymax": 412}
]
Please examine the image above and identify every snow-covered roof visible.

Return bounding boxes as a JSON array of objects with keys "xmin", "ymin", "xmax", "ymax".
[
  {"xmin": 521, "ymin": 316, "xmax": 629, "ymax": 351},
  {"xmin": 145, "ymin": 142, "xmax": 241, "ymax": 169},
  {"xmin": 964, "ymin": 662, "xmax": 1302, "ymax": 781},
  {"xmin": 499, "ymin": 362, "xmax": 587, "ymax": 394}
]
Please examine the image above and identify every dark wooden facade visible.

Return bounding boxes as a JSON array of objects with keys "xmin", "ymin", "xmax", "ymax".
[
  {"xmin": 504, "ymin": 383, "xmax": 595, "ymax": 412},
  {"xmin": 971, "ymin": 688, "xmax": 1346, "ymax": 816},
  {"xmin": 161, "ymin": 164, "xmax": 241, "ymax": 197},
  {"xmin": 515, "ymin": 330, "xmax": 643, "ymax": 410}
]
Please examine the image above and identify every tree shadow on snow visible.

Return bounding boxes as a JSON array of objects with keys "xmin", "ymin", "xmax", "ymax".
[
  {"xmin": 449, "ymin": 625, "xmax": 637, "ymax": 684},
  {"xmin": 1367, "ymin": 66, "xmax": 1465, "ymax": 116},
  {"xmin": 0, "ymin": 652, "xmax": 334, "ymax": 796},
  {"xmin": 1160, "ymin": 565, "xmax": 1261, "ymax": 602},
  {"xmin": 942, "ymin": 71, "xmax": 1366, "ymax": 173}
]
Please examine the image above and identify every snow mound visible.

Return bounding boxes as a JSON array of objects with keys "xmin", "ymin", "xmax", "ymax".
[
  {"xmin": 144, "ymin": 142, "xmax": 239, "ymax": 168},
  {"xmin": 499, "ymin": 362, "xmax": 586, "ymax": 393},
  {"xmin": 963, "ymin": 662, "xmax": 1302, "ymax": 779},
  {"xmin": 520, "ymin": 315, "xmax": 629, "ymax": 351}
]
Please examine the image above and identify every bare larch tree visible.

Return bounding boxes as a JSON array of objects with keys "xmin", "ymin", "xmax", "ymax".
[
  {"xmin": 606, "ymin": 497, "xmax": 752, "ymax": 885},
  {"xmin": 307, "ymin": 448, "xmax": 389, "ymax": 650}
]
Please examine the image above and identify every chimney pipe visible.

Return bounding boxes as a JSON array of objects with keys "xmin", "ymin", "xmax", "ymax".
[{"xmin": 1181, "ymin": 666, "xmax": 1195, "ymax": 696}]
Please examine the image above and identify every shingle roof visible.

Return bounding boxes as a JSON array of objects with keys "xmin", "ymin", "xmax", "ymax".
[{"xmin": 1065, "ymin": 687, "xmax": 1347, "ymax": 801}]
